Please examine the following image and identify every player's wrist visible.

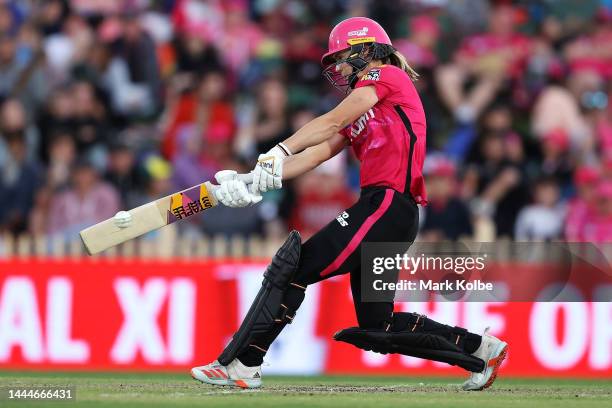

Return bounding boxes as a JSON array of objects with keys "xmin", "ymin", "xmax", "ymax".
[{"xmin": 276, "ymin": 142, "xmax": 292, "ymax": 157}]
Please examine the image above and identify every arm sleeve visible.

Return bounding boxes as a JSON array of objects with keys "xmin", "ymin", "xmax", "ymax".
[
  {"xmin": 338, "ymin": 127, "xmax": 351, "ymax": 144},
  {"xmin": 354, "ymin": 66, "xmax": 395, "ymax": 101}
]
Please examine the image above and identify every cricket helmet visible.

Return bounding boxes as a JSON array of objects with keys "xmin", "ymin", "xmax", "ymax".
[{"xmin": 321, "ymin": 17, "xmax": 395, "ymax": 92}]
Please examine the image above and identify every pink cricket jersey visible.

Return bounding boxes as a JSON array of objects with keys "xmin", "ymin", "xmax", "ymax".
[{"xmin": 340, "ymin": 64, "xmax": 427, "ymax": 205}]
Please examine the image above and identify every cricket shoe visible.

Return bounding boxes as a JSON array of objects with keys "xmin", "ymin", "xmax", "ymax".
[
  {"xmin": 191, "ymin": 359, "xmax": 262, "ymax": 389},
  {"xmin": 462, "ymin": 328, "xmax": 508, "ymax": 391}
]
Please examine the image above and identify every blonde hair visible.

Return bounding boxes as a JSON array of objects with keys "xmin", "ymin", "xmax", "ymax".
[{"xmin": 385, "ymin": 50, "xmax": 419, "ymax": 81}]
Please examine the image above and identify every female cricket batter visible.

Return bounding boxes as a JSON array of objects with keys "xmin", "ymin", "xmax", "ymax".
[{"xmin": 192, "ymin": 17, "xmax": 507, "ymax": 391}]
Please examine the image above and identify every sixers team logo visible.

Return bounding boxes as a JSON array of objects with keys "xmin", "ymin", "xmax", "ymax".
[
  {"xmin": 348, "ymin": 26, "xmax": 369, "ymax": 37},
  {"xmin": 362, "ymin": 69, "xmax": 380, "ymax": 81}
]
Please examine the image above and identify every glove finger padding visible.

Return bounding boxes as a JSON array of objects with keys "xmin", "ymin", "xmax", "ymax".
[
  {"xmin": 214, "ymin": 183, "xmax": 231, "ymax": 206},
  {"xmin": 231, "ymin": 181, "xmax": 251, "ymax": 207},
  {"xmin": 215, "ymin": 169, "xmax": 238, "ymax": 184},
  {"xmin": 252, "ymin": 166, "xmax": 263, "ymax": 194},
  {"xmin": 266, "ymin": 172, "xmax": 275, "ymax": 191}
]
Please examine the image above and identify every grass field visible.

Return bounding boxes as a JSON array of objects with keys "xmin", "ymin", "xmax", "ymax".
[{"xmin": 1, "ymin": 372, "xmax": 610, "ymax": 408}]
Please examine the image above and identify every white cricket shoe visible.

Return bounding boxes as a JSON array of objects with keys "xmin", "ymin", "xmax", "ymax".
[
  {"xmin": 191, "ymin": 359, "xmax": 262, "ymax": 389},
  {"xmin": 462, "ymin": 328, "xmax": 508, "ymax": 391}
]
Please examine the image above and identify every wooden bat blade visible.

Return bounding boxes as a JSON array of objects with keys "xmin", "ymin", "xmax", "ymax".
[{"xmin": 79, "ymin": 181, "xmax": 218, "ymax": 255}]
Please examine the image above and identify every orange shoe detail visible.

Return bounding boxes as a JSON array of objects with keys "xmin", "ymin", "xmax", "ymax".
[{"xmin": 482, "ymin": 345, "xmax": 508, "ymax": 390}]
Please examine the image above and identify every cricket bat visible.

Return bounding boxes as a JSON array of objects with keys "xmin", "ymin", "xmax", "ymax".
[{"xmin": 79, "ymin": 173, "xmax": 253, "ymax": 255}]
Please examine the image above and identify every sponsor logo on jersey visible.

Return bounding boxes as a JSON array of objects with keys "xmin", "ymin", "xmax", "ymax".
[
  {"xmin": 336, "ymin": 211, "xmax": 349, "ymax": 227},
  {"xmin": 350, "ymin": 108, "xmax": 375, "ymax": 139},
  {"xmin": 362, "ymin": 69, "xmax": 380, "ymax": 81}
]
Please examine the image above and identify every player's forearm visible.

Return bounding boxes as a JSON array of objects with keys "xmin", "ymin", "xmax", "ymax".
[
  {"xmin": 282, "ymin": 114, "xmax": 343, "ymax": 154},
  {"xmin": 282, "ymin": 148, "xmax": 325, "ymax": 179},
  {"xmin": 282, "ymin": 135, "xmax": 347, "ymax": 180}
]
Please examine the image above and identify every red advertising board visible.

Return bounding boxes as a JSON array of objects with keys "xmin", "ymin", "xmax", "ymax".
[{"xmin": 0, "ymin": 259, "xmax": 610, "ymax": 377}]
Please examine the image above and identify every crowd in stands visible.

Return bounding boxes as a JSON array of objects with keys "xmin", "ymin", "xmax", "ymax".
[{"xmin": 1, "ymin": 0, "xmax": 611, "ymax": 243}]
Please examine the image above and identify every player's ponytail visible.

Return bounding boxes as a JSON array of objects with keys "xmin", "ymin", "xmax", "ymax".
[
  {"xmin": 387, "ymin": 50, "xmax": 419, "ymax": 82},
  {"xmin": 369, "ymin": 43, "xmax": 419, "ymax": 82}
]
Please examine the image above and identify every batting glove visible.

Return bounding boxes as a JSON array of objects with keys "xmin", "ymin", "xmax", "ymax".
[
  {"xmin": 252, "ymin": 143, "xmax": 291, "ymax": 194},
  {"xmin": 214, "ymin": 170, "xmax": 262, "ymax": 208}
]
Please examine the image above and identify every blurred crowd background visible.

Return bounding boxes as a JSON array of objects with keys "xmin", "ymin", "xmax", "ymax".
[{"xmin": 1, "ymin": 0, "xmax": 612, "ymax": 244}]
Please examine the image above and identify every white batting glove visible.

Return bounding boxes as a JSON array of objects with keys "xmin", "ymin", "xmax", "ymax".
[
  {"xmin": 252, "ymin": 143, "xmax": 291, "ymax": 194},
  {"xmin": 214, "ymin": 170, "xmax": 262, "ymax": 208}
]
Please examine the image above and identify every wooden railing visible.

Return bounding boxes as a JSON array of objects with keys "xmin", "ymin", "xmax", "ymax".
[
  {"xmin": 1, "ymin": 219, "xmax": 611, "ymax": 263},
  {"xmin": 0, "ymin": 227, "xmax": 284, "ymax": 259}
]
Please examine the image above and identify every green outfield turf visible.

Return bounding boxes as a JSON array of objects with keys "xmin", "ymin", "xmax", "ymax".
[{"xmin": 0, "ymin": 372, "xmax": 610, "ymax": 408}]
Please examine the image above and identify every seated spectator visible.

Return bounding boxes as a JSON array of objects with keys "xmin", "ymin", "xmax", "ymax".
[
  {"xmin": 435, "ymin": 4, "xmax": 531, "ymax": 123},
  {"xmin": 565, "ymin": 165, "xmax": 600, "ymax": 241},
  {"xmin": 0, "ymin": 98, "xmax": 39, "ymax": 163},
  {"xmin": 463, "ymin": 132, "xmax": 529, "ymax": 237},
  {"xmin": 288, "ymin": 152, "xmax": 355, "ymax": 240},
  {"xmin": 393, "ymin": 15, "xmax": 440, "ymax": 71},
  {"xmin": 580, "ymin": 180, "xmax": 612, "ymax": 242},
  {"xmin": 69, "ymin": 80, "xmax": 110, "ymax": 162},
  {"xmin": 46, "ymin": 130, "xmax": 76, "ymax": 190},
  {"xmin": 532, "ymin": 70, "xmax": 601, "ymax": 162},
  {"xmin": 171, "ymin": 125, "xmax": 217, "ymax": 192},
  {"xmin": 0, "ymin": 131, "xmax": 41, "ymax": 235},
  {"xmin": 247, "ymin": 77, "xmax": 291, "ymax": 156},
  {"xmin": 47, "ymin": 159, "xmax": 120, "ymax": 239},
  {"xmin": 0, "ymin": 31, "xmax": 47, "ymax": 117},
  {"xmin": 105, "ymin": 140, "xmax": 147, "ymax": 209},
  {"xmin": 161, "ymin": 70, "xmax": 235, "ymax": 160},
  {"xmin": 420, "ymin": 155, "xmax": 472, "ymax": 241},
  {"xmin": 112, "ymin": 13, "xmax": 162, "ymax": 118},
  {"xmin": 173, "ymin": 18, "xmax": 222, "ymax": 75},
  {"xmin": 514, "ymin": 177, "xmax": 565, "ymax": 241},
  {"xmin": 539, "ymin": 128, "xmax": 574, "ymax": 192}
]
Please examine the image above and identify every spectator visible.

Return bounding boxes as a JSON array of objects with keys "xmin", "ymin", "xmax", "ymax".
[
  {"xmin": 46, "ymin": 130, "xmax": 76, "ymax": 190},
  {"xmin": 47, "ymin": 159, "xmax": 120, "ymax": 239},
  {"xmin": 463, "ymin": 132, "xmax": 529, "ymax": 237},
  {"xmin": 539, "ymin": 128, "xmax": 574, "ymax": 191},
  {"xmin": 70, "ymin": 80, "xmax": 110, "ymax": 162},
  {"xmin": 436, "ymin": 3, "xmax": 531, "ymax": 123},
  {"xmin": 514, "ymin": 177, "xmax": 564, "ymax": 241},
  {"xmin": 394, "ymin": 15, "xmax": 440, "ymax": 71},
  {"xmin": 173, "ymin": 22, "xmax": 222, "ymax": 75},
  {"xmin": 104, "ymin": 140, "xmax": 147, "ymax": 208},
  {"xmin": 161, "ymin": 70, "xmax": 235, "ymax": 160},
  {"xmin": 565, "ymin": 165, "xmax": 600, "ymax": 241},
  {"xmin": 0, "ymin": 32, "xmax": 47, "ymax": 118},
  {"xmin": 288, "ymin": 152, "xmax": 354, "ymax": 240},
  {"xmin": 107, "ymin": 14, "xmax": 162, "ymax": 118},
  {"xmin": 43, "ymin": 13, "xmax": 94, "ymax": 86},
  {"xmin": 0, "ymin": 131, "xmax": 41, "ymax": 235},
  {"xmin": 0, "ymin": 0, "xmax": 610, "ymax": 246},
  {"xmin": 0, "ymin": 98, "xmax": 39, "ymax": 163},
  {"xmin": 420, "ymin": 155, "xmax": 473, "ymax": 241},
  {"xmin": 171, "ymin": 125, "xmax": 216, "ymax": 192},
  {"xmin": 580, "ymin": 180, "xmax": 612, "ymax": 242},
  {"xmin": 250, "ymin": 77, "xmax": 291, "ymax": 155}
]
